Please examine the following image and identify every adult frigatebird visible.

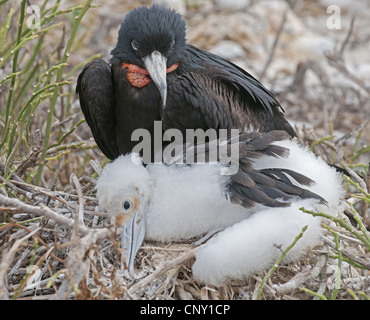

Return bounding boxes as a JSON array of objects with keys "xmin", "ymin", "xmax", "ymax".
[{"xmin": 76, "ymin": 4, "xmax": 297, "ymax": 160}]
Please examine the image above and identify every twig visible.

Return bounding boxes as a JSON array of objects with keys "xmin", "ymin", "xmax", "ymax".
[
  {"xmin": 259, "ymin": 8, "xmax": 288, "ymax": 81},
  {"xmin": 0, "ymin": 194, "xmax": 90, "ymax": 235},
  {"xmin": 0, "ymin": 160, "xmax": 32, "ymax": 191},
  {"xmin": 301, "ymin": 207, "xmax": 370, "ymax": 251},
  {"xmin": 272, "ymin": 254, "xmax": 327, "ymax": 295},
  {"xmin": 323, "ymin": 225, "xmax": 342, "ymax": 300},
  {"xmin": 7, "ymin": 248, "xmax": 31, "ymax": 281},
  {"xmin": 0, "ymin": 227, "xmax": 41, "ymax": 299},
  {"xmin": 300, "ymin": 287, "xmax": 327, "ymax": 300},
  {"xmin": 90, "ymin": 160, "xmax": 102, "ymax": 176},
  {"xmin": 70, "ymin": 173, "xmax": 85, "ymax": 226},
  {"xmin": 288, "ymin": 59, "xmax": 331, "ymax": 92},
  {"xmin": 323, "ymin": 237, "xmax": 370, "ymax": 269},
  {"xmin": 8, "ymin": 179, "xmax": 96, "ymax": 201},
  {"xmin": 55, "ymin": 197, "xmax": 84, "ymax": 300},
  {"xmin": 325, "ymin": 53, "xmax": 370, "ymax": 96},
  {"xmin": 53, "ymin": 226, "xmax": 113, "ymax": 299},
  {"xmin": 127, "ymin": 246, "xmax": 200, "ymax": 298},
  {"xmin": 257, "ymin": 225, "xmax": 308, "ymax": 300},
  {"xmin": 0, "ymin": 175, "xmax": 33, "ymax": 197},
  {"xmin": 3, "ymin": 220, "xmax": 65, "ymax": 265},
  {"xmin": 364, "ymin": 165, "xmax": 370, "ymax": 222},
  {"xmin": 6, "ymin": 180, "xmax": 107, "ymax": 217},
  {"xmin": 341, "ymin": 162, "xmax": 368, "ymax": 193},
  {"xmin": 340, "ymin": 15, "xmax": 356, "ymax": 56}
]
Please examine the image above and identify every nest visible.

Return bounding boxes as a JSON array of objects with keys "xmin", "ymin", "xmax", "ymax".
[{"xmin": 1, "ymin": 125, "xmax": 369, "ymax": 300}]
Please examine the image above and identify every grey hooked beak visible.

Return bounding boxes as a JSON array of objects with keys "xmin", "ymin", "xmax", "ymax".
[
  {"xmin": 121, "ymin": 209, "xmax": 146, "ymax": 277},
  {"xmin": 142, "ymin": 50, "xmax": 167, "ymax": 108}
]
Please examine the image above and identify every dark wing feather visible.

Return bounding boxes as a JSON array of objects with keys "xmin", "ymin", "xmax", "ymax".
[
  {"xmin": 228, "ymin": 132, "xmax": 326, "ymax": 208},
  {"xmin": 186, "ymin": 45, "xmax": 279, "ymax": 115},
  {"xmin": 76, "ymin": 59, "xmax": 119, "ymax": 160},
  {"xmin": 172, "ymin": 130, "xmax": 326, "ymax": 209},
  {"xmin": 164, "ymin": 45, "xmax": 297, "ymax": 137}
]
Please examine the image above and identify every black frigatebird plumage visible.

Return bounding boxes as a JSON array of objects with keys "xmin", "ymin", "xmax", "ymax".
[{"xmin": 76, "ymin": 4, "xmax": 297, "ymax": 161}]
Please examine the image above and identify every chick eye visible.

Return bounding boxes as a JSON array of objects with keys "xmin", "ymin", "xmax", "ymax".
[
  {"xmin": 131, "ymin": 39, "xmax": 139, "ymax": 51},
  {"xmin": 122, "ymin": 200, "xmax": 132, "ymax": 212}
]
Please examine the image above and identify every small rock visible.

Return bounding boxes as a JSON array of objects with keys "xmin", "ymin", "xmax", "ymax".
[
  {"xmin": 215, "ymin": 0, "xmax": 250, "ymax": 11},
  {"xmin": 151, "ymin": 0, "xmax": 186, "ymax": 15},
  {"xmin": 209, "ymin": 40, "xmax": 245, "ymax": 60}
]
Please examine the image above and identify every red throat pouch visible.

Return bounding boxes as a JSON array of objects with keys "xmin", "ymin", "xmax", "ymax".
[{"xmin": 122, "ymin": 62, "xmax": 179, "ymax": 88}]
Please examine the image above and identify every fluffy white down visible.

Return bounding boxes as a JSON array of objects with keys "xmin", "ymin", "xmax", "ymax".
[
  {"xmin": 192, "ymin": 140, "xmax": 344, "ymax": 285},
  {"xmin": 97, "ymin": 141, "xmax": 344, "ymax": 286},
  {"xmin": 145, "ymin": 163, "xmax": 249, "ymax": 241},
  {"xmin": 193, "ymin": 199, "xmax": 322, "ymax": 285},
  {"xmin": 96, "ymin": 155, "xmax": 151, "ymax": 216}
]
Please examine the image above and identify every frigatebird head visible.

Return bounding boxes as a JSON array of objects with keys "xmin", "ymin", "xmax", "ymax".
[
  {"xmin": 111, "ymin": 4, "xmax": 187, "ymax": 108},
  {"xmin": 96, "ymin": 155, "xmax": 150, "ymax": 277}
]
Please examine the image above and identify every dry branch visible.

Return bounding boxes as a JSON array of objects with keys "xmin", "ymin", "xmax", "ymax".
[
  {"xmin": 128, "ymin": 246, "xmax": 200, "ymax": 298},
  {"xmin": 259, "ymin": 8, "xmax": 288, "ymax": 81},
  {"xmin": 0, "ymin": 194, "xmax": 89, "ymax": 235},
  {"xmin": 0, "ymin": 227, "xmax": 41, "ymax": 299},
  {"xmin": 272, "ymin": 254, "xmax": 327, "ymax": 295}
]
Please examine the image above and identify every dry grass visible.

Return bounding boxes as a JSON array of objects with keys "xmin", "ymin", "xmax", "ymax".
[{"xmin": 0, "ymin": 0, "xmax": 369, "ymax": 300}]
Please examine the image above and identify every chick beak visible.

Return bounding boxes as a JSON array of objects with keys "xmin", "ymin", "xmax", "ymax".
[
  {"xmin": 121, "ymin": 209, "xmax": 146, "ymax": 277},
  {"xmin": 142, "ymin": 50, "xmax": 167, "ymax": 108}
]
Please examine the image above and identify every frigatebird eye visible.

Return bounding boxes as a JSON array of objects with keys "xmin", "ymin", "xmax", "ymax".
[
  {"xmin": 131, "ymin": 39, "xmax": 139, "ymax": 51},
  {"xmin": 122, "ymin": 200, "xmax": 132, "ymax": 212},
  {"xmin": 170, "ymin": 39, "xmax": 175, "ymax": 51}
]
